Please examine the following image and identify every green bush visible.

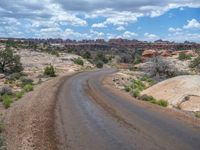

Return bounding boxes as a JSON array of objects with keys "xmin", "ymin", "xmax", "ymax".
[
  {"xmin": 95, "ymin": 61, "xmax": 104, "ymax": 68},
  {"xmin": 0, "ymin": 124, "xmax": 3, "ymax": 133},
  {"xmin": 15, "ymin": 91, "xmax": 24, "ymax": 99},
  {"xmin": 157, "ymin": 99, "xmax": 168, "ymax": 107},
  {"xmin": 0, "ymin": 86, "xmax": 12, "ymax": 96},
  {"xmin": 133, "ymin": 54, "xmax": 142, "ymax": 64},
  {"xmin": 50, "ymin": 50, "xmax": 60, "ymax": 57},
  {"xmin": 6, "ymin": 72, "xmax": 22, "ymax": 81},
  {"xmin": 2, "ymin": 94, "xmax": 12, "ymax": 108},
  {"xmin": 95, "ymin": 52, "xmax": 108, "ymax": 64},
  {"xmin": 194, "ymin": 111, "xmax": 200, "ymax": 118},
  {"xmin": 139, "ymin": 95, "xmax": 168, "ymax": 107},
  {"xmin": 82, "ymin": 51, "xmax": 91, "ymax": 59},
  {"xmin": 190, "ymin": 56, "xmax": 200, "ymax": 69},
  {"xmin": 44, "ymin": 65, "xmax": 56, "ymax": 77},
  {"xmin": 131, "ymin": 79, "xmax": 146, "ymax": 91},
  {"xmin": 139, "ymin": 94, "xmax": 156, "ymax": 102},
  {"xmin": 140, "ymin": 75, "xmax": 154, "ymax": 84},
  {"xmin": 20, "ymin": 77, "xmax": 33, "ymax": 87},
  {"xmin": 73, "ymin": 58, "xmax": 84, "ymax": 66},
  {"xmin": 132, "ymin": 90, "xmax": 140, "ymax": 98},
  {"xmin": 23, "ymin": 84, "xmax": 33, "ymax": 92},
  {"xmin": 178, "ymin": 53, "xmax": 192, "ymax": 61},
  {"xmin": 124, "ymin": 85, "xmax": 131, "ymax": 92}
]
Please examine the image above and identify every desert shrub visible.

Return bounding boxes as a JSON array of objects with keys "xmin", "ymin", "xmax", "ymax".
[
  {"xmin": 6, "ymin": 72, "xmax": 22, "ymax": 81},
  {"xmin": 148, "ymin": 56, "xmax": 179, "ymax": 81},
  {"xmin": 20, "ymin": 77, "xmax": 33, "ymax": 87},
  {"xmin": 178, "ymin": 53, "xmax": 192, "ymax": 61},
  {"xmin": 0, "ymin": 124, "xmax": 3, "ymax": 134},
  {"xmin": 194, "ymin": 111, "xmax": 200, "ymax": 118},
  {"xmin": 0, "ymin": 86, "xmax": 12, "ymax": 96},
  {"xmin": 23, "ymin": 84, "xmax": 33, "ymax": 92},
  {"xmin": 73, "ymin": 58, "xmax": 84, "ymax": 66},
  {"xmin": 132, "ymin": 90, "xmax": 140, "ymax": 98},
  {"xmin": 157, "ymin": 99, "xmax": 168, "ymax": 107},
  {"xmin": 190, "ymin": 56, "xmax": 200, "ymax": 70},
  {"xmin": 139, "ymin": 95, "xmax": 168, "ymax": 107},
  {"xmin": 140, "ymin": 75, "xmax": 154, "ymax": 86},
  {"xmin": 15, "ymin": 91, "xmax": 24, "ymax": 99},
  {"xmin": 124, "ymin": 85, "xmax": 131, "ymax": 92},
  {"xmin": 82, "ymin": 51, "xmax": 91, "ymax": 59},
  {"xmin": 0, "ymin": 134, "xmax": 6, "ymax": 150},
  {"xmin": 0, "ymin": 48, "xmax": 23, "ymax": 74},
  {"xmin": 131, "ymin": 79, "xmax": 146, "ymax": 91},
  {"xmin": 44, "ymin": 65, "xmax": 56, "ymax": 77},
  {"xmin": 119, "ymin": 53, "xmax": 133, "ymax": 63},
  {"xmin": 0, "ymin": 123, "xmax": 6, "ymax": 149},
  {"xmin": 133, "ymin": 55, "xmax": 142, "ymax": 64},
  {"xmin": 50, "ymin": 50, "xmax": 60, "ymax": 57},
  {"xmin": 139, "ymin": 94, "xmax": 156, "ymax": 102},
  {"xmin": 95, "ymin": 52, "xmax": 108, "ymax": 64},
  {"xmin": 2, "ymin": 94, "xmax": 12, "ymax": 108},
  {"xmin": 95, "ymin": 60, "xmax": 104, "ymax": 68}
]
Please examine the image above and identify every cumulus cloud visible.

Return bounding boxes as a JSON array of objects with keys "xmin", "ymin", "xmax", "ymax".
[
  {"xmin": 122, "ymin": 31, "xmax": 138, "ymax": 39},
  {"xmin": 144, "ymin": 32, "xmax": 159, "ymax": 40},
  {"xmin": 168, "ymin": 27, "xmax": 182, "ymax": 32},
  {"xmin": 0, "ymin": 0, "xmax": 200, "ymax": 40},
  {"xmin": 116, "ymin": 26, "xmax": 125, "ymax": 31},
  {"xmin": 91, "ymin": 23, "xmax": 106, "ymax": 28},
  {"xmin": 183, "ymin": 19, "xmax": 200, "ymax": 29},
  {"xmin": 166, "ymin": 32, "xmax": 200, "ymax": 42}
]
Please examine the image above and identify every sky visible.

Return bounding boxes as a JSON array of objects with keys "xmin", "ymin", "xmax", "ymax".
[{"xmin": 0, "ymin": 0, "xmax": 200, "ymax": 42}]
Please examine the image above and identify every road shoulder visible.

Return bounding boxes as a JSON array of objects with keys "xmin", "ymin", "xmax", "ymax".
[
  {"xmin": 3, "ymin": 74, "xmax": 73, "ymax": 150},
  {"xmin": 103, "ymin": 74, "xmax": 200, "ymax": 128}
]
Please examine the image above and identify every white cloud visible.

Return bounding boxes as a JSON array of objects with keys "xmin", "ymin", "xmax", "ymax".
[
  {"xmin": 183, "ymin": 19, "xmax": 200, "ymax": 29},
  {"xmin": 1, "ymin": 0, "xmax": 200, "ymax": 41},
  {"xmin": 86, "ymin": 9, "xmax": 143, "ymax": 26},
  {"xmin": 144, "ymin": 32, "xmax": 159, "ymax": 40},
  {"xmin": 122, "ymin": 31, "xmax": 138, "ymax": 38},
  {"xmin": 90, "ymin": 29, "xmax": 105, "ymax": 38},
  {"xmin": 116, "ymin": 26, "xmax": 125, "ymax": 31},
  {"xmin": 168, "ymin": 27, "xmax": 182, "ymax": 32},
  {"xmin": 91, "ymin": 23, "xmax": 106, "ymax": 28},
  {"xmin": 40, "ymin": 27, "xmax": 61, "ymax": 33},
  {"xmin": 166, "ymin": 32, "xmax": 200, "ymax": 42}
]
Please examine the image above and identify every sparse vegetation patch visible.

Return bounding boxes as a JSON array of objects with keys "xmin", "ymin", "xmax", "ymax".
[
  {"xmin": 73, "ymin": 58, "xmax": 84, "ymax": 66},
  {"xmin": 44, "ymin": 65, "xmax": 56, "ymax": 77},
  {"xmin": 178, "ymin": 53, "xmax": 192, "ymax": 61},
  {"xmin": 23, "ymin": 84, "xmax": 33, "ymax": 92}
]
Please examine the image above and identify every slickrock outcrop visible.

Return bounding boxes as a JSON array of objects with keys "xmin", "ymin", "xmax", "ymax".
[{"xmin": 141, "ymin": 75, "xmax": 200, "ymax": 111}]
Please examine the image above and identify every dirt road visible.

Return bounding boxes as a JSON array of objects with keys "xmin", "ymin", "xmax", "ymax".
[{"xmin": 56, "ymin": 69, "xmax": 200, "ymax": 150}]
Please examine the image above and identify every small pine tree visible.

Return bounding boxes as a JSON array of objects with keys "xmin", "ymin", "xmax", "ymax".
[{"xmin": 0, "ymin": 48, "xmax": 23, "ymax": 74}]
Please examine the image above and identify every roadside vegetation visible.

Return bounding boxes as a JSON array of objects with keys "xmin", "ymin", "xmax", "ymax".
[
  {"xmin": 0, "ymin": 123, "xmax": 6, "ymax": 150},
  {"xmin": 190, "ymin": 56, "xmax": 200, "ymax": 71},
  {"xmin": 178, "ymin": 53, "xmax": 192, "ymax": 61},
  {"xmin": 0, "ymin": 47, "xmax": 23, "ymax": 74},
  {"xmin": 0, "ymin": 75, "xmax": 35, "ymax": 108},
  {"xmin": 44, "ymin": 65, "xmax": 56, "ymax": 77},
  {"xmin": 123, "ymin": 75, "xmax": 168, "ymax": 107},
  {"xmin": 194, "ymin": 111, "xmax": 200, "ymax": 118},
  {"xmin": 73, "ymin": 58, "xmax": 84, "ymax": 66},
  {"xmin": 0, "ymin": 47, "xmax": 38, "ymax": 108}
]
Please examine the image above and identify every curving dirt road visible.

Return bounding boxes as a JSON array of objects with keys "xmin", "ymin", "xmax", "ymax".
[{"xmin": 56, "ymin": 69, "xmax": 200, "ymax": 150}]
